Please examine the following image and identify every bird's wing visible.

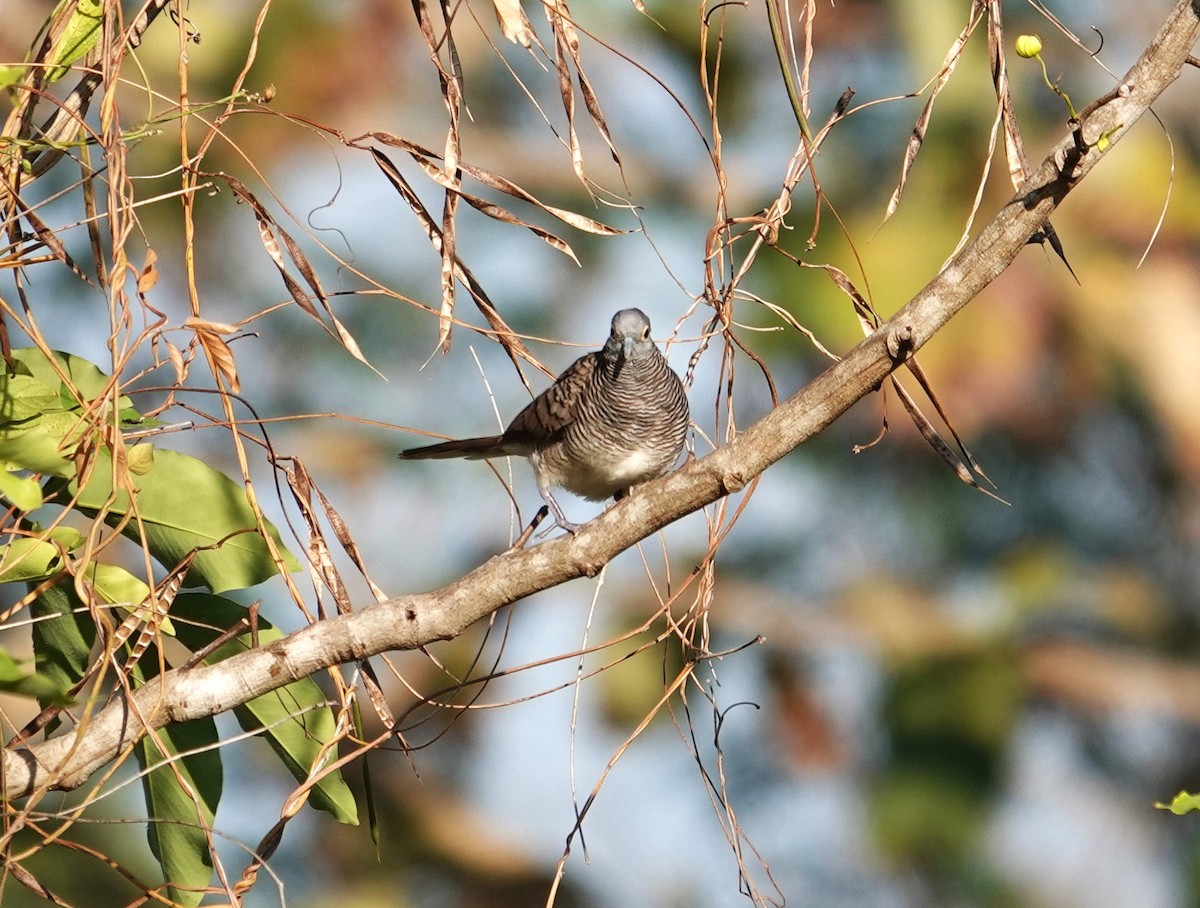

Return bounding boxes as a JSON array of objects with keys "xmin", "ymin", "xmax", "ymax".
[{"xmin": 502, "ymin": 352, "xmax": 598, "ymax": 446}]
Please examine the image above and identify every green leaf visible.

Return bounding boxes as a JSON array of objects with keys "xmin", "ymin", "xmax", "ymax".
[
  {"xmin": 127, "ymin": 442, "xmax": 155, "ymax": 474},
  {"xmin": 1156, "ymin": 791, "xmax": 1200, "ymax": 815},
  {"xmin": 0, "ymin": 373, "xmax": 64, "ymax": 424},
  {"xmin": 50, "ymin": 525, "xmax": 85, "ymax": 549},
  {"xmin": 86, "ymin": 561, "xmax": 151, "ymax": 605},
  {"xmin": 171, "ymin": 594, "xmax": 358, "ymax": 824},
  {"xmin": 136, "ymin": 715, "xmax": 221, "ymax": 904},
  {"xmin": 30, "ymin": 577, "xmax": 96, "ymax": 711},
  {"xmin": 138, "ymin": 720, "xmax": 221, "ymax": 906},
  {"xmin": 0, "ymin": 65, "xmax": 26, "ymax": 90},
  {"xmin": 0, "ymin": 410, "xmax": 90, "ymax": 477},
  {"xmin": 0, "ymin": 349, "xmax": 146, "ymax": 485},
  {"xmin": 14, "ymin": 348, "xmax": 100, "ymax": 402},
  {"xmin": 130, "ymin": 640, "xmax": 222, "ymax": 908},
  {"xmin": 9, "ymin": 347, "xmax": 135, "ymax": 415},
  {"xmin": 0, "ymin": 468, "xmax": 44, "ymax": 511},
  {"xmin": 67, "ymin": 448, "xmax": 301, "ymax": 593},
  {"xmin": 82, "ymin": 562, "xmax": 175, "ymax": 636},
  {"xmin": 0, "ymin": 646, "xmax": 73, "ymax": 705},
  {"xmin": 234, "ymin": 681, "xmax": 358, "ymax": 825},
  {"xmin": 43, "ymin": 0, "xmax": 105, "ymax": 83},
  {"xmin": 0, "ymin": 536, "xmax": 67, "ymax": 582}
]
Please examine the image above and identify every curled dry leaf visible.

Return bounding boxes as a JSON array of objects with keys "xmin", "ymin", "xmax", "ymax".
[
  {"xmin": 942, "ymin": 0, "xmax": 1028, "ymax": 263},
  {"xmin": 186, "ymin": 318, "xmax": 241, "ymax": 393},
  {"xmin": 7, "ymin": 863, "xmax": 62, "ymax": 903},
  {"xmin": 891, "ymin": 377, "xmax": 1007, "ymax": 504},
  {"xmin": 493, "ymin": 0, "xmax": 534, "ymax": 47},
  {"xmin": 549, "ymin": 8, "xmax": 585, "ymax": 181},
  {"xmin": 987, "ymin": 0, "xmax": 1031, "ymax": 187},
  {"xmin": 885, "ymin": 0, "xmax": 986, "ymax": 222},
  {"xmin": 547, "ymin": 0, "xmax": 626, "ymax": 177},
  {"xmin": 359, "ymin": 660, "xmax": 400, "ymax": 734},
  {"xmin": 362, "ymin": 131, "xmax": 624, "ymax": 238},
  {"xmin": 438, "ymin": 191, "xmax": 459, "ymax": 355},
  {"xmin": 223, "ymin": 176, "xmax": 377, "ymax": 373},
  {"xmin": 367, "ymin": 148, "xmax": 546, "ymax": 386},
  {"xmin": 283, "ymin": 456, "xmax": 386, "ymax": 607},
  {"xmin": 546, "ymin": 0, "xmax": 580, "ymax": 54},
  {"xmin": 137, "ymin": 247, "xmax": 159, "ymax": 294},
  {"xmin": 166, "ymin": 340, "xmax": 186, "ymax": 384},
  {"xmin": 808, "ymin": 261, "xmax": 998, "ymax": 497},
  {"xmin": 11, "ymin": 194, "xmax": 94, "ymax": 286},
  {"xmin": 284, "ymin": 455, "xmax": 351, "ymax": 615},
  {"xmin": 119, "ymin": 561, "xmax": 188, "ymax": 674},
  {"xmin": 183, "ymin": 316, "xmax": 239, "ymax": 335}
]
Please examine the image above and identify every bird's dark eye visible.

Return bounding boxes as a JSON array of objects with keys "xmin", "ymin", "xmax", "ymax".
[{"xmin": 641, "ymin": 327, "xmax": 651, "ymax": 340}]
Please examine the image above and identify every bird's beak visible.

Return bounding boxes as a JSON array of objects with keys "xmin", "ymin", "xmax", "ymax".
[{"xmin": 614, "ymin": 335, "xmax": 634, "ymax": 378}]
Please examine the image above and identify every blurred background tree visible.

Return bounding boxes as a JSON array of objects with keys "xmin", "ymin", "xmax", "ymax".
[{"xmin": 1, "ymin": 1, "xmax": 1199, "ymax": 906}]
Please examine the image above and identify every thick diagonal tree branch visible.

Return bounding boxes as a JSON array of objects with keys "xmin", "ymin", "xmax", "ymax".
[{"xmin": 5, "ymin": 0, "xmax": 1198, "ymax": 801}]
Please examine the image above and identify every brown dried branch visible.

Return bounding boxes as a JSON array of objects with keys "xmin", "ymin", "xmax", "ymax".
[
  {"xmin": 366, "ymin": 147, "xmax": 545, "ymax": 388},
  {"xmin": 884, "ymin": 0, "xmax": 987, "ymax": 222}
]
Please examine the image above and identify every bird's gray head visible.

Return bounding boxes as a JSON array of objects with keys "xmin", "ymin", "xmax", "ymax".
[{"xmin": 606, "ymin": 308, "xmax": 655, "ymax": 369}]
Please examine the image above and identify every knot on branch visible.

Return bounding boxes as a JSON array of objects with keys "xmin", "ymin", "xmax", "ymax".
[
  {"xmin": 580, "ymin": 560, "xmax": 604, "ymax": 578},
  {"xmin": 886, "ymin": 323, "xmax": 915, "ymax": 361},
  {"xmin": 1054, "ymin": 120, "xmax": 1088, "ymax": 182},
  {"xmin": 720, "ymin": 470, "xmax": 747, "ymax": 494}
]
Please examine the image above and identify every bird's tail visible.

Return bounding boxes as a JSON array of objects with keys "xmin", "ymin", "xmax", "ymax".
[{"xmin": 398, "ymin": 436, "xmax": 507, "ymax": 460}]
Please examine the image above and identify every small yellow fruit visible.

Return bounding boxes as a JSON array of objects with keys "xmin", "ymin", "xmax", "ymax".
[{"xmin": 1015, "ymin": 34, "xmax": 1043, "ymax": 58}]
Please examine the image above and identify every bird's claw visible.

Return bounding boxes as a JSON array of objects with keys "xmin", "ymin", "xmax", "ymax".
[{"xmin": 511, "ymin": 504, "xmax": 578, "ymax": 548}]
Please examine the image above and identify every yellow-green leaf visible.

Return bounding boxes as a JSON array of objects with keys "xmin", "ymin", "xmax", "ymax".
[
  {"xmin": 0, "ymin": 468, "xmax": 44, "ymax": 512},
  {"xmin": 0, "ymin": 537, "xmax": 66, "ymax": 582},
  {"xmin": 0, "ymin": 646, "xmax": 74, "ymax": 705},
  {"xmin": 0, "ymin": 64, "xmax": 26, "ymax": 89},
  {"xmin": 44, "ymin": 0, "xmax": 105, "ymax": 83},
  {"xmin": 68, "ymin": 448, "xmax": 301, "ymax": 593},
  {"xmin": 10, "ymin": 347, "xmax": 134, "ymax": 414},
  {"xmin": 1156, "ymin": 791, "xmax": 1200, "ymax": 815},
  {"xmin": 0, "ymin": 411, "xmax": 89, "ymax": 478},
  {"xmin": 127, "ymin": 442, "xmax": 155, "ymax": 475},
  {"xmin": 83, "ymin": 562, "xmax": 174, "ymax": 636},
  {"xmin": 0, "ymin": 373, "xmax": 64, "ymax": 424}
]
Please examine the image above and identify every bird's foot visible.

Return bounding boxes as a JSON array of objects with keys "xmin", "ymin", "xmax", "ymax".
[
  {"xmin": 537, "ymin": 512, "xmax": 580, "ymax": 538},
  {"xmin": 512, "ymin": 504, "xmax": 580, "ymax": 547},
  {"xmin": 541, "ymin": 492, "xmax": 581, "ymax": 536},
  {"xmin": 547, "ymin": 508, "xmax": 580, "ymax": 536}
]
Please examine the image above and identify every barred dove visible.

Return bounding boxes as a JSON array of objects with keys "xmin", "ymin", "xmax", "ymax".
[{"xmin": 399, "ymin": 308, "xmax": 689, "ymax": 532}]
